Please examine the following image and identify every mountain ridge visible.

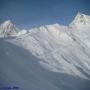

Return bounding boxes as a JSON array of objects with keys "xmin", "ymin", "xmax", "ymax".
[{"xmin": 0, "ymin": 12, "xmax": 90, "ymax": 38}]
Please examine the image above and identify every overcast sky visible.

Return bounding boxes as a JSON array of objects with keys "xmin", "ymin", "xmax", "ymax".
[{"xmin": 0, "ymin": 0, "xmax": 90, "ymax": 29}]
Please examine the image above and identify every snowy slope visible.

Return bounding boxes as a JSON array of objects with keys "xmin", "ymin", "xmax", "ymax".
[
  {"xmin": 14, "ymin": 19, "xmax": 90, "ymax": 79},
  {"xmin": 1, "ymin": 38, "xmax": 90, "ymax": 90},
  {"xmin": 0, "ymin": 13, "xmax": 90, "ymax": 90}
]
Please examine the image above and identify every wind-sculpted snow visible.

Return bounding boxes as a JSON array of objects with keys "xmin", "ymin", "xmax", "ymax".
[{"xmin": 0, "ymin": 13, "xmax": 90, "ymax": 90}]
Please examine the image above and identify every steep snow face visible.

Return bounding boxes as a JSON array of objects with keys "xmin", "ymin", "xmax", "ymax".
[
  {"xmin": 15, "ymin": 24, "xmax": 69, "ymax": 58},
  {"xmin": 0, "ymin": 20, "xmax": 19, "ymax": 37},
  {"xmin": 69, "ymin": 13, "xmax": 90, "ymax": 49},
  {"xmin": 13, "ymin": 21, "xmax": 90, "ymax": 79}
]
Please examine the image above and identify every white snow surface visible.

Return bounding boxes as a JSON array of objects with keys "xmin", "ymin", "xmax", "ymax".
[{"xmin": 0, "ymin": 13, "xmax": 90, "ymax": 90}]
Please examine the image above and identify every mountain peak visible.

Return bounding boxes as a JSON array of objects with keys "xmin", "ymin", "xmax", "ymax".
[
  {"xmin": 75, "ymin": 12, "xmax": 86, "ymax": 21},
  {"xmin": 69, "ymin": 12, "xmax": 90, "ymax": 28},
  {"xmin": 0, "ymin": 20, "xmax": 19, "ymax": 37},
  {"xmin": 76, "ymin": 12, "xmax": 84, "ymax": 16},
  {"xmin": 3, "ymin": 20, "xmax": 12, "ymax": 24},
  {"xmin": 0, "ymin": 20, "xmax": 14, "ymax": 28}
]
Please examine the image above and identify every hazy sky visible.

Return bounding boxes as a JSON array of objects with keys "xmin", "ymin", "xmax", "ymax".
[{"xmin": 0, "ymin": 0, "xmax": 90, "ymax": 29}]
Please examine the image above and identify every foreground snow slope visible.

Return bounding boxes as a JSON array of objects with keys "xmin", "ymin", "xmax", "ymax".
[
  {"xmin": 0, "ymin": 12, "xmax": 90, "ymax": 90},
  {"xmin": 0, "ymin": 39, "xmax": 90, "ymax": 90}
]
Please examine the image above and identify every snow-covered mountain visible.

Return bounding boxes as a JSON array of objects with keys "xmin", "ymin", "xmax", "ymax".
[
  {"xmin": 0, "ymin": 20, "xmax": 20, "ymax": 37},
  {"xmin": 0, "ymin": 20, "xmax": 27, "ymax": 37},
  {"xmin": 70, "ymin": 12, "xmax": 90, "ymax": 28},
  {"xmin": 0, "ymin": 13, "xmax": 90, "ymax": 90}
]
